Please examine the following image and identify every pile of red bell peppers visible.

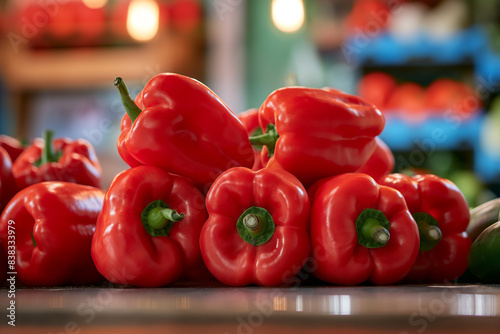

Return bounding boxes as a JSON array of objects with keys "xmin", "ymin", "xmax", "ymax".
[{"xmin": 0, "ymin": 72, "xmax": 477, "ymax": 287}]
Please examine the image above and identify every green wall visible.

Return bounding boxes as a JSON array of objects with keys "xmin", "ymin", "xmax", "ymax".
[{"xmin": 245, "ymin": 0, "xmax": 309, "ymax": 109}]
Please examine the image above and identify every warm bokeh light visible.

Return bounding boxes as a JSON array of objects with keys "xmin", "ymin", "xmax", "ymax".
[
  {"xmin": 271, "ymin": 0, "xmax": 305, "ymax": 33},
  {"xmin": 127, "ymin": 0, "xmax": 160, "ymax": 42},
  {"xmin": 82, "ymin": 0, "xmax": 108, "ymax": 9}
]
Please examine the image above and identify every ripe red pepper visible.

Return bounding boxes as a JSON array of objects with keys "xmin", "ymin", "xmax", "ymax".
[
  {"xmin": 0, "ymin": 135, "xmax": 24, "ymax": 162},
  {"xmin": 0, "ymin": 147, "xmax": 17, "ymax": 212},
  {"xmin": 238, "ymin": 108, "xmax": 263, "ymax": 171},
  {"xmin": 115, "ymin": 74, "xmax": 254, "ymax": 191},
  {"xmin": 356, "ymin": 137, "xmax": 394, "ymax": 182},
  {"xmin": 310, "ymin": 173, "xmax": 419, "ymax": 285},
  {"xmin": 252, "ymin": 87, "xmax": 385, "ymax": 186},
  {"xmin": 92, "ymin": 166, "xmax": 208, "ymax": 287},
  {"xmin": 380, "ymin": 173, "xmax": 471, "ymax": 282},
  {"xmin": 12, "ymin": 130, "xmax": 101, "ymax": 191},
  {"xmin": 200, "ymin": 167, "xmax": 311, "ymax": 286},
  {"xmin": 0, "ymin": 182, "xmax": 104, "ymax": 286}
]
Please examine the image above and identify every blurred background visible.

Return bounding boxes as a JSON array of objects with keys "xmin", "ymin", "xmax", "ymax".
[{"xmin": 0, "ymin": 0, "xmax": 499, "ymax": 206}]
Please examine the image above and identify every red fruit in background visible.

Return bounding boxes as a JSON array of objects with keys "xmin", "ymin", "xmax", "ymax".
[
  {"xmin": 358, "ymin": 72, "xmax": 398, "ymax": 110},
  {"xmin": 346, "ymin": 0, "xmax": 390, "ymax": 34},
  {"xmin": 10, "ymin": 2, "xmax": 48, "ymax": 46},
  {"xmin": 170, "ymin": 0, "xmax": 202, "ymax": 32},
  {"xmin": 425, "ymin": 78, "xmax": 458, "ymax": 111},
  {"xmin": 385, "ymin": 82, "xmax": 426, "ymax": 120},
  {"xmin": 76, "ymin": 1, "xmax": 107, "ymax": 46},
  {"xmin": 425, "ymin": 79, "xmax": 480, "ymax": 118},
  {"xmin": 46, "ymin": 0, "xmax": 78, "ymax": 42},
  {"xmin": 110, "ymin": 0, "xmax": 131, "ymax": 41}
]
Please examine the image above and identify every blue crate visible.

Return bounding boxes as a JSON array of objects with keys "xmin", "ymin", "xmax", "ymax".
[{"xmin": 381, "ymin": 112, "xmax": 483, "ymax": 152}]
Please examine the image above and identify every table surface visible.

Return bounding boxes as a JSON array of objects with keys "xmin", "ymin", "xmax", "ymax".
[{"xmin": 1, "ymin": 283, "xmax": 500, "ymax": 334}]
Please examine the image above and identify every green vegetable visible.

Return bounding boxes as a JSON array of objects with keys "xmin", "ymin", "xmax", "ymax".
[{"xmin": 467, "ymin": 221, "xmax": 500, "ymax": 283}]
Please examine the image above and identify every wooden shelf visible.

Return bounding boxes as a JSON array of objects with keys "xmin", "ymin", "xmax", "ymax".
[
  {"xmin": 0, "ymin": 31, "xmax": 204, "ymax": 91},
  {"xmin": 0, "ymin": 29, "xmax": 204, "ymax": 138}
]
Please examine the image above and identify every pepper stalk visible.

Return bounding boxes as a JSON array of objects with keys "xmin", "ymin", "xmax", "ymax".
[
  {"xmin": 141, "ymin": 199, "xmax": 184, "ymax": 237},
  {"xmin": 114, "ymin": 77, "xmax": 142, "ymax": 123}
]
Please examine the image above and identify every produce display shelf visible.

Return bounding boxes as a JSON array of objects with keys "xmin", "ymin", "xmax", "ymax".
[
  {"xmin": 380, "ymin": 112, "xmax": 483, "ymax": 152},
  {"xmin": 346, "ymin": 26, "xmax": 489, "ymax": 66},
  {"xmin": 1, "ymin": 284, "xmax": 499, "ymax": 333}
]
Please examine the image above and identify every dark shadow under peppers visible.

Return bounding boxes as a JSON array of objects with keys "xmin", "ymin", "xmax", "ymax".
[
  {"xmin": 91, "ymin": 166, "xmax": 209, "ymax": 287},
  {"xmin": 114, "ymin": 74, "xmax": 254, "ymax": 192},
  {"xmin": 309, "ymin": 173, "xmax": 420, "ymax": 285},
  {"xmin": 12, "ymin": 130, "xmax": 101, "ymax": 191},
  {"xmin": 380, "ymin": 173, "xmax": 471, "ymax": 283},
  {"xmin": 251, "ymin": 87, "xmax": 385, "ymax": 187}
]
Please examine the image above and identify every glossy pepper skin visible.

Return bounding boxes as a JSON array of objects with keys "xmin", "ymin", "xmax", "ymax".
[
  {"xmin": 92, "ymin": 166, "xmax": 208, "ymax": 287},
  {"xmin": 380, "ymin": 173, "xmax": 471, "ymax": 283},
  {"xmin": 0, "ymin": 182, "xmax": 104, "ymax": 286},
  {"xmin": 115, "ymin": 74, "xmax": 254, "ymax": 191},
  {"xmin": 356, "ymin": 137, "xmax": 394, "ymax": 182},
  {"xmin": 200, "ymin": 167, "xmax": 311, "ymax": 286},
  {"xmin": 310, "ymin": 173, "xmax": 419, "ymax": 285},
  {"xmin": 0, "ymin": 147, "xmax": 17, "ymax": 212},
  {"xmin": 238, "ymin": 108, "xmax": 263, "ymax": 171},
  {"xmin": 0, "ymin": 135, "xmax": 24, "ymax": 162},
  {"xmin": 255, "ymin": 87, "xmax": 385, "ymax": 187},
  {"xmin": 12, "ymin": 131, "xmax": 101, "ymax": 191}
]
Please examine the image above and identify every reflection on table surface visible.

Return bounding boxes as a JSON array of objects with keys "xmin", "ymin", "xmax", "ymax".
[{"xmin": 1, "ymin": 284, "xmax": 500, "ymax": 333}]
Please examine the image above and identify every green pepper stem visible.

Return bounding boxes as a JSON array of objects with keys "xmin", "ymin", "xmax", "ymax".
[
  {"xmin": 249, "ymin": 132, "xmax": 276, "ymax": 146},
  {"xmin": 243, "ymin": 214, "xmax": 264, "ymax": 238},
  {"xmin": 356, "ymin": 208, "xmax": 391, "ymax": 248},
  {"xmin": 114, "ymin": 77, "xmax": 142, "ymax": 123},
  {"xmin": 237, "ymin": 207, "xmax": 275, "ymax": 246},
  {"xmin": 424, "ymin": 225, "xmax": 442, "ymax": 242},
  {"xmin": 248, "ymin": 124, "xmax": 279, "ymax": 156},
  {"xmin": 40, "ymin": 130, "xmax": 56, "ymax": 165},
  {"xmin": 147, "ymin": 206, "xmax": 184, "ymax": 230},
  {"xmin": 361, "ymin": 218, "xmax": 390, "ymax": 246},
  {"xmin": 413, "ymin": 212, "xmax": 442, "ymax": 251}
]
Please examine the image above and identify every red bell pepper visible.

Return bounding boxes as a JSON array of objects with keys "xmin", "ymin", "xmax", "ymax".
[
  {"xmin": 200, "ymin": 167, "xmax": 311, "ymax": 286},
  {"xmin": 310, "ymin": 173, "xmax": 419, "ymax": 285},
  {"xmin": 12, "ymin": 130, "xmax": 101, "ymax": 191},
  {"xmin": 114, "ymin": 74, "xmax": 254, "ymax": 191},
  {"xmin": 0, "ymin": 182, "xmax": 104, "ymax": 286},
  {"xmin": 0, "ymin": 135, "xmax": 24, "ymax": 162},
  {"xmin": 380, "ymin": 173, "xmax": 471, "ymax": 282},
  {"xmin": 252, "ymin": 87, "xmax": 385, "ymax": 186},
  {"xmin": 356, "ymin": 136, "xmax": 394, "ymax": 182},
  {"xmin": 238, "ymin": 108, "xmax": 263, "ymax": 171},
  {"xmin": 0, "ymin": 147, "xmax": 17, "ymax": 212},
  {"xmin": 91, "ymin": 166, "xmax": 208, "ymax": 287}
]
